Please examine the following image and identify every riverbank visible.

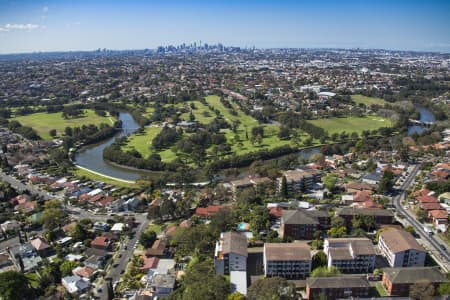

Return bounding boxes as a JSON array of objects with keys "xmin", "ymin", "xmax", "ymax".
[{"xmin": 73, "ymin": 165, "xmax": 137, "ymax": 187}]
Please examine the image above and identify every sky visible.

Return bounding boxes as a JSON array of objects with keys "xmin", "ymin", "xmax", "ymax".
[{"xmin": 0, "ymin": 0, "xmax": 449, "ymax": 54}]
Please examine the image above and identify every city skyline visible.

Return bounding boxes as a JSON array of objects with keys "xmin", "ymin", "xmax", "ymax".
[{"xmin": 0, "ymin": 0, "xmax": 450, "ymax": 54}]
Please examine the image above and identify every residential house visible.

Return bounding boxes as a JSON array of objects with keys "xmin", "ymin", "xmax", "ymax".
[
  {"xmin": 382, "ymin": 267, "xmax": 447, "ymax": 297},
  {"xmin": 30, "ymin": 237, "xmax": 52, "ymax": 257},
  {"xmin": 362, "ymin": 172, "xmax": 383, "ymax": 185},
  {"xmin": 144, "ymin": 239, "xmax": 167, "ymax": 257},
  {"xmin": 61, "ymin": 275, "xmax": 91, "ymax": 295},
  {"xmin": 195, "ymin": 205, "xmax": 226, "ymax": 218},
  {"xmin": 72, "ymin": 266, "xmax": 97, "ymax": 281},
  {"xmin": 345, "ymin": 182, "xmax": 375, "ymax": 194},
  {"xmin": 378, "ymin": 228, "xmax": 426, "ymax": 267},
  {"xmin": 263, "ymin": 242, "xmax": 312, "ymax": 279},
  {"xmin": 0, "ymin": 252, "xmax": 14, "ymax": 272},
  {"xmin": 90, "ymin": 237, "xmax": 112, "ymax": 250},
  {"xmin": 93, "ymin": 222, "xmax": 110, "ymax": 232},
  {"xmin": 306, "ymin": 277, "xmax": 370, "ymax": 300},
  {"xmin": 428, "ymin": 210, "xmax": 448, "ymax": 232},
  {"xmin": 1, "ymin": 220, "xmax": 20, "ymax": 233},
  {"xmin": 110, "ymin": 223, "xmax": 125, "ymax": 234},
  {"xmin": 324, "ymin": 238, "xmax": 376, "ymax": 273},
  {"xmin": 148, "ymin": 274, "xmax": 176, "ymax": 298},
  {"xmin": 8, "ymin": 243, "xmax": 42, "ymax": 272},
  {"xmin": 84, "ymin": 248, "xmax": 108, "ymax": 269},
  {"xmin": 281, "ymin": 210, "xmax": 330, "ymax": 240}
]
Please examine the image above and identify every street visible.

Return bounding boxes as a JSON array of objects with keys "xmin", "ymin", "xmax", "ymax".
[
  {"xmin": 0, "ymin": 170, "xmax": 52, "ymax": 200},
  {"xmin": 393, "ymin": 164, "xmax": 450, "ymax": 271}
]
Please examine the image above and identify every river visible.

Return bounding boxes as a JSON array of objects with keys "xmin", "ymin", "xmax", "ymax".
[
  {"xmin": 74, "ymin": 107, "xmax": 435, "ymax": 182},
  {"xmin": 408, "ymin": 106, "xmax": 436, "ymax": 135},
  {"xmin": 74, "ymin": 112, "xmax": 145, "ymax": 181}
]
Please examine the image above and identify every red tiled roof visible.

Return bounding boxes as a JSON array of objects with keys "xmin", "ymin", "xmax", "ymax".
[
  {"xmin": 417, "ymin": 195, "xmax": 438, "ymax": 203},
  {"xmin": 91, "ymin": 237, "xmax": 110, "ymax": 247},
  {"xmin": 419, "ymin": 202, "xmax": 442, "ymax": 211},
  {"xmin": 195, "ymin": 205, "xmax": 225, "ymax": 217},
  {"xmin": 141, "ymin": 256, "xmax": 159, "ymax": 271},
  {"xmin": 429, "ymin": 210, "xmax": 448, "ymax": 220}
]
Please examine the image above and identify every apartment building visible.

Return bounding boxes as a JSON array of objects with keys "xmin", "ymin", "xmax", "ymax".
[
  {"xmin": 214, "ymin": 231, "xmax": 247, "ymax": 275},
  {"xmin": 324, "ymin": 238, "xmax": 376, "ymax": 273},
  {"xmin": 277, "ymin": 169, "xmax": 321, "ymax": 193},
  {"xmin": 281, "ymin": 209, "xmax": 330, "ymax": 240},
  {"xmin": 378, "ymin": 228, "xmax": 426, "ymax": 267},
  {"xmin": 263, "ymin": 242, "xmax": 312, "ymax": 279}
]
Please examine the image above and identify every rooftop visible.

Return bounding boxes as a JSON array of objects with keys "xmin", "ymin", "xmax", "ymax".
[{"xmin": 264, "ymin": 242, "xmax": 311, "ymax": 261}]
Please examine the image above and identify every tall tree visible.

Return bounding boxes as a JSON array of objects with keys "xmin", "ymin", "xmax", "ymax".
[{"xmin": 247, "ymin": 277, "xmax": 295, "ymax": 300}]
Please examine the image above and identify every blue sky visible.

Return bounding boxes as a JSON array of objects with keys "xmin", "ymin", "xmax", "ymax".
[{"xmin": 0, "ymin": 0, "xmax": 449, "ymax": 54}]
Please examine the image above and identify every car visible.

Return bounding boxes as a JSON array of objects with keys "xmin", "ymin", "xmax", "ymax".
[
  {"xmin": 113, "ymin": 263, "xmax": 119, "ymax": 268},
  {"xmin": 124, "ymin": 245, "xmax": 128, "ymax": 250},
  {"xmin": 440, "ymin": 244, "xmax": 446, "ymax": 251},
  {"xmin": 118, "ymin": 254, "xmax": 122, "ymax": 258},
  {"xmin": 96, "ymin": 288, "xmax": 102, "ymax": 293},
  {"xmin": 120, "ymin": 269, "xmax": 125, "ymax": 274}
]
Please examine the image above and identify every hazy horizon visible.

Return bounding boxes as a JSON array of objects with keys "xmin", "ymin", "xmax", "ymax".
[{"xmin": 1, "ymin": 0, "xmax": 449, "ymax": 54}]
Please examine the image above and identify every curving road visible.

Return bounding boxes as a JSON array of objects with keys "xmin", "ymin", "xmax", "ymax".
[{"xmin": 393, "ymin": 164, "xmax": 450, "ymax": 271}]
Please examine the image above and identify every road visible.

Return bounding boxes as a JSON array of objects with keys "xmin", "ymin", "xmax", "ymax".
[
  {"xmin": 393, "ymin": 164, "xmax": 450, "ymax": 271},
  {"xmin": 0, "ymin": 170, "xmax": 52, "ymax": 200},
  {"xmin": 96, "ymin": 213, "xmax": 149, "ymax": 300}
]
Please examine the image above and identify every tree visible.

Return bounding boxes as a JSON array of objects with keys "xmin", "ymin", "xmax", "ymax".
[
  {"xmin": 437, "ymin": 282, "xmax": 450, "ymax": 296},
  {"xmin": 49, "ymin": 129, "xmax": 57, "ymax": 137},
  {"xmin": 327, "ymin": 226, "xmax": 347, "ymax": 238},
  {"xmin": 247, "ymin": 277, "xmax": 295, "ymax": 300},
  {"xmin": 280, "ymin": 176, "xmax": 288, "ymax": 198},
  {"xmin": 310, "ymin": 266, "xmax": 341, "ymax": 277},
  {"xmin": 60, "ymin": 260, "xmax": 79, "ymax": 277},
  {"xmin": 312, "ymin": 251, "xmax": 327, "ymax": 269},
  {"xmin": 42, "ymin": 200, "xmax": 66, "ymax": 232},
  {"xmin": 416, "ymin": 208, "xmax": 428, "ymax": 223},
  {"xmin": 405, "ymin": 225, "xmax": 416, "ymax": 236},
  {"xmin": 410, "ymin": 279, "xmax": 435, "ymax": 300},
  {"xmin": 0, "ymin": 271, "xmax": 33, "ymax": 300},
  {"xmin": 140, "ymin": 229, "xmax": 157, "ymax": 248},
  {"xmin": 160, "ymin": 199, "xmax": 176, "ymax": 220},
  {"xmin": 378, "ymin": 170, "xmax": 395, "ymax": 194},
  {"xmin": 278, "ymin": 126, "xmax": 291, "ymax": 140},
  {"xmin": 227, "ymin": 292, "xmax": 245, "ymax": 300},
  {"xmin": 323, "ymin": 174, "xmax": 338, "ymax": 192}
]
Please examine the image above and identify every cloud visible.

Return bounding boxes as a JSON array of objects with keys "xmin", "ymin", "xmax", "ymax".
[
  {"xmin": 43, "ymin": 6, "xmax": 49, "ymax": 13},
  {"xmin": 0, "ymin": 23, "xmax": 45, "ymax": 32}
]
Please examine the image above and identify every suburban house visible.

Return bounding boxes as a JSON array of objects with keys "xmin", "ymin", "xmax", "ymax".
[
  {"xmin": 195, "ymin": 205, "xmax": 226, "ymax": 218},
  {"xmin": 72, "ymin": 265, "xmax": 97, "ymax": 280},
  {"xmin": 277, "ymin": 169, "xmax": 322, "ymax": 193},
  {"xmin": 30, "ymin": 237, "xmax": 52, "ymax": 257},
  {"xmin": 306, "ymin": 276, "xmax": 370, "ymax": 300},
  {"xmin": 362, "ymin": 171, "xmax": 382, "ymax": 185},
  {"xmin": 8, "ymin": 243, "xmax": 42, "ymax": 272},
  {"xmin": 428, "ymin": 209, "xmax": 448, "ymax": 232},
  {"xmin": 281, "ymin": 209, "xmax": 330, "ymax": 240},
  {"xmin": 144, "ymin": 239, "xmax": 167, "ymax": 257},
  {"xmin": 263, "ymin": 242, "xmax": 312, "ymax": 279},
  {"xmin": 324, "ymin": 238, "xmax": 376, "ymax": 273},
  {"xmin": 382, "ymin": 267, "xmax": 447, "ymax": 296},
  {"xmin": 61, "ymin": 275, "xmax": 91, "ymax": 294},
  {"xmin": 378, "ymin": 228, "xmax": 426, "ymax": 267},
  {"xmin": 90, "ymin": 237, "xmax": 112, "ymax": 250},
  {"xmin": 148, "ymin": 274, "xmax": 176, "ymax": 299}
]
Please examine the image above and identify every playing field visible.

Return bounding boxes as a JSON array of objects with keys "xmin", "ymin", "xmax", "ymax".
[
  {"xmin": 308, "ymin": 116, "xmax": 392, "ymax": 135},
  {"xmin": 11, "ymin": 109, "xmax": 114, "ymax": 140},
  {"xmin": 351, "ymin": 94, "xmax": 386, "ymax": 107}
]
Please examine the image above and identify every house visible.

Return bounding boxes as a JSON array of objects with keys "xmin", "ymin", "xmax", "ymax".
[
  {"xmin": 263, "ymin": 242, "xmax": 312, "ymax": 279},
  {"xmin": 277, "ymin": 169, "xmax": 321, "ymax": 193},
  {"xmin": 141, "ymin": 256, "xmax": 160, "ymax": 273},
  {"xmin": 195, "ymin": 205, "xmax": 226, "ymax": 218},
  {"xmin": 335, "ymin": 208, "xmax": 394, "ymax": 229},
  {"xmin": 345, "ymin": 182, "xmax": 375, "ymax": 194},
  {"xmin": 214, "ymin": 231, "xmax": 248, "ymax": 275},
  {"xmin": 145, "ymin": 239, "xmax": 167, "ymax": 257},
  {"xmin": 14, "ymin": 201, "xmax": 37, "ymax": 213},
  {"xmin": 148, "ymin": 274, "xmax": 176, "ymax": 298},
  {"xmin": 0, "ymin": 252, "xmax": 14, "ymax": 272},
  {"xmin": 382, "ymin": 267, "xmax": 447, "ymax": 296},
  {"xmin": 124, "ymin": 197, "xmax": 140, "ymax": 211},
  {"xmin": 0, "ymin": 220, "xmax": 20, "ymax": 233},
  {"xmin": 93, "ymin": 222, "xmax": 110, "ymax": 232},
  {"xmin": 438, "ymin": 192, "xmax": 450, "ymax": 204},
  {"xmin": 84, "ymin": 248, "xmax": 109, "ymax": 269},
  {"xmin": 61, "ymin": 275, "xmax": 91, "ymax": 294},
  {"xmin": 428, "ymin": 210, "xmax": 448, "ymax": 231},
  {"xmin": 378, "ymin": 228, "xmax": 426, "ymax": 267},
  {"xmin": 324, "ymin": 238, "xmax": 376, "ymax": 273},
  {"xmin": 8, "ymin": 243, "xmax": 42, "ymax": 272},
  {"xmin": 281, "ymin": 210, "xmax": 330, "ymax": 240},
  {"xmin": 91, "ymin": 237, "xmax": 111, "ymax": 250},
  {"xmin": 30, "ymin": 237, "xmax": 52, "ymax": 256},
  {"xmin": 362, "ymin": 172, "xmax": 383, "ymax": 185},
  {"xmin": 306, "ymin": 276, "xmax": 370, "ymax": 300},
  {"xmin": 110, "ymin": 223, "xmax": 125, "ymax": 234},
  {"xmin": 72, "ymin": 266, "xmax": 97, "ymax": 280}
]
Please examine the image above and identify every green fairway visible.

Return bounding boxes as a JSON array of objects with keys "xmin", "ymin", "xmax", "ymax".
[
  {"xmin": 351, "ymin": 94, "xmax": 386, "ymax": 107},
  {"xmin": 73, "ymin": 168, "xmax": 137, "ymax": 188},
  {"xmin": 180, "ymin": 100, "xmax": 216, "ymax": 124},
  {"xmin": 204, "ymin": 95, "xmax": 259, "ymax": 127},
  {"xmin": 11, "ymin": 110, "xmax": 114, "ymax": 140},
  {"xmin": 308, "ymin": 116, "xmax": 392, "ymax": 135}
]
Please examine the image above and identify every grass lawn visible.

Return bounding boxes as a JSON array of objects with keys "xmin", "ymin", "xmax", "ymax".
[
  {"xmin": 11, "ymin": 109, "xmax": 114, "ymax": 140},
  {"xmin": 308, "ymin": 115, "xmax": 392, "ymax": 135},
  {"xmin": 146, "ymin": 223, "xmax": 163, "ymax": 234},
  {"xmin": 204, "ymin": 95, "xmax": 259, "ymax": 127},
  {"xmin": 73, "ymin": 168, "xmax": 137, "ymax": 189},
  {"xmin": 352, "ymin": 94, "xmax": 386, "ymax": 107},
  {"xmin": 375, "ymin": 283, "xmax": 388, "ymax": 296},
  {"xmin": 180, "ymin": 100, "xmax": 216, "ymax": 124}
]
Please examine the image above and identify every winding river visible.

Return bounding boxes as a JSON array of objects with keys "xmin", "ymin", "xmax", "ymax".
[{"xmin": 74, "ymin": 107, "xmax": 435, "ymax": 182}]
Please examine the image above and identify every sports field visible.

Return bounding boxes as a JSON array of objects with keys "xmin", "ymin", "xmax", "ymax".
[
  {"xmin": 12, "ymin": 109, "xmax": 114, "ymax": 140},
  {"xmin": 308, "ymin": 116, "xmax": 392, "ymax": 135},
  {"xmin": 351, "ymin": 94, "xmax": 386, "ymax": 107}
]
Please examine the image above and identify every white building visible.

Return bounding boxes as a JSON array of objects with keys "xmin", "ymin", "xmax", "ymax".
[
  {"xmin": 264, "ymin": 242, "xmax": 312, "ymax": 279},
  {"xmin": 61, "ymin": 275, "xmax": 91, "ymax": 294},
  {"xmin": 324, "ymin": 238, "xmax": 376, "ymax": 273},
  {"xmin": 378, "ymin": 228, "xmax": 426, "ymax": 267}
]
